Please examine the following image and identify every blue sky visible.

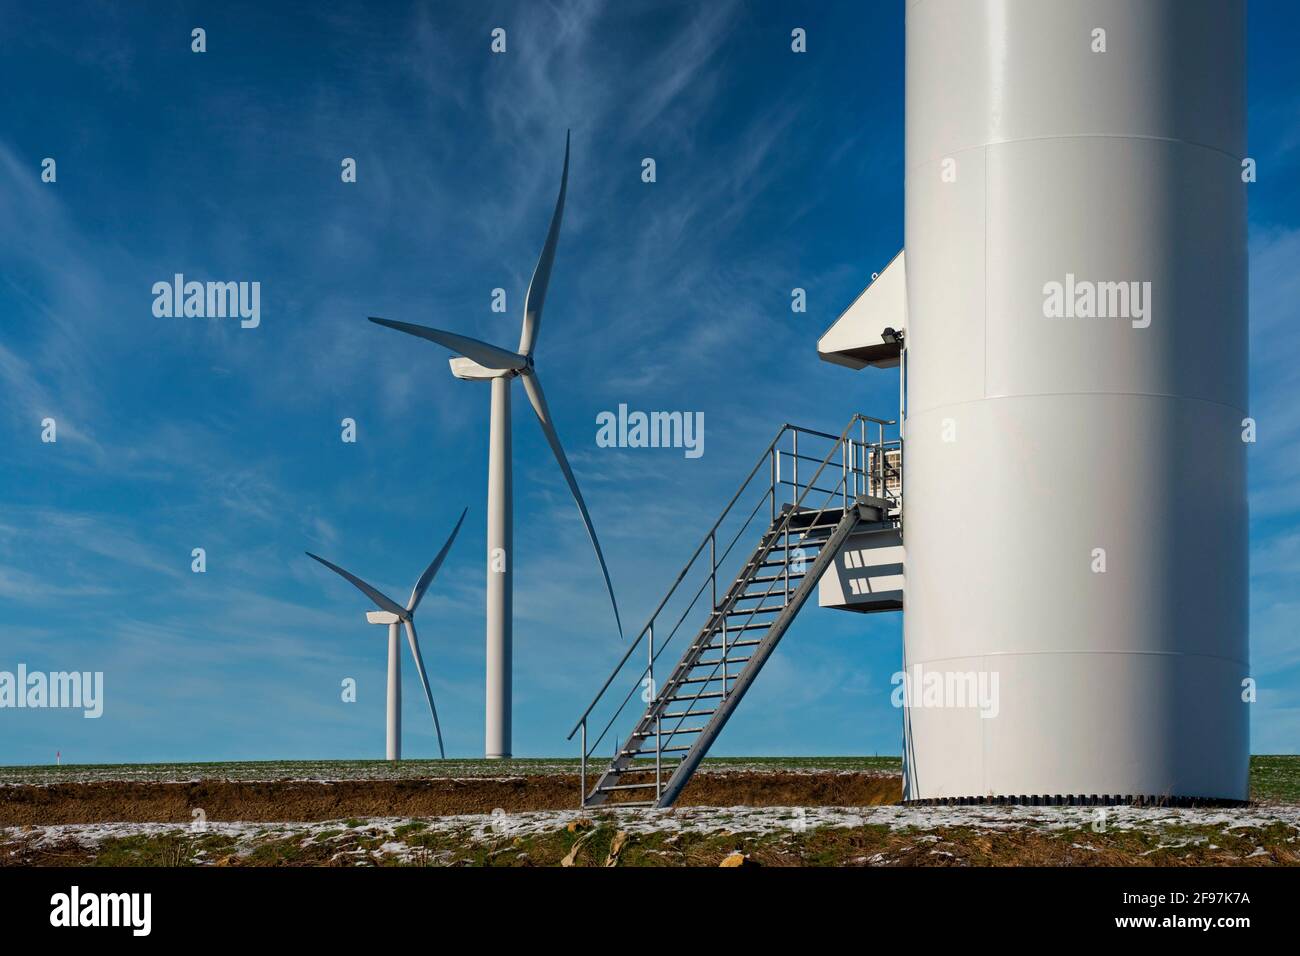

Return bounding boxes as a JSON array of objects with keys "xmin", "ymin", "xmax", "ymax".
[{"xmin": 0, "ymin": 1, "xmax": 1295, "ymax": 764}]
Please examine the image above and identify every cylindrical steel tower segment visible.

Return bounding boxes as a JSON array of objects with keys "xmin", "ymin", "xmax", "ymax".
[{"xmin": 902, "ymin": 0, "xmax": 1248, "ymax": 802}]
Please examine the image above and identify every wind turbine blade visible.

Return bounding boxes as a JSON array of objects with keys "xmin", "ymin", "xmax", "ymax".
[
  {"xmin": 518, "ymin": 369, "xmax": 623, "ymax": 639},
  {"xmin": 368, "ymin": 317, "xmax": 527, "ymax": 371},
  {"xmin": 518, "ymin": 130, "xmax": 569, "ymax": 358},
  {"xmin": 403, "ymin": 619, "xmax": 445, "ymax": 759},
  {"xmin": 305, "ymin": 552, "xmax": 407, "ymax": 619},
  {"xmin": 408, "ymin": 507, "xmax": 468, "ymax": 613}
]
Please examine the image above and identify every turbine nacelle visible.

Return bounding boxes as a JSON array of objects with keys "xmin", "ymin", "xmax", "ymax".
[
  {"xmin": 366, "ymin": 610, "xmax": 402, "ymax": 625},
  {"xmin": 449, "ymin": 356, "xmax": 516, "ymax": 381}
]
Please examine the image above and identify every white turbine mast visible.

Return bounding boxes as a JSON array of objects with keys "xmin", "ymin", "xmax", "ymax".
[
  {"xmin": 307, "ymin": 507, "xmax": 467, "ymax": 761},
  {"xmin": 369, "ymin": 131, "xmax": 622, "ymax": 759}
]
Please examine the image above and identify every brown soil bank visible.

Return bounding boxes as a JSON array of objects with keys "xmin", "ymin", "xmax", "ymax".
[{"xmin": 0, "ymin": 771, "xmax": 903, "ymax": 825}]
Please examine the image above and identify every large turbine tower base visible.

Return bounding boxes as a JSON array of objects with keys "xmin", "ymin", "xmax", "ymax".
[{"xmin": 901, "ymin": 0, "xmax": 1248, "ymax": 802}]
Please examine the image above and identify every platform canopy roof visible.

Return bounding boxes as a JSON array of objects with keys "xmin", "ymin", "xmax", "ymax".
[{"xmin": 817, "ymin": 250, "xmax": 906, "ymax": 370}]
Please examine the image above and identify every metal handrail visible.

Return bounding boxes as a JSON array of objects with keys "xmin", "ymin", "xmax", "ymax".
[
  {"xmin": 568, "ymin": 415, "xmax": 897, "ymax": 781},
  {"xmin": 566, "ymin": 426, "xmax": 791, "ymax": 739},
  {"xmin": 580, "ymin": 486, "xmax": 771, "ymax": 758},
  {"xmin": 655, "ymin": 416, "xmax": 886, "ymax": 738}
]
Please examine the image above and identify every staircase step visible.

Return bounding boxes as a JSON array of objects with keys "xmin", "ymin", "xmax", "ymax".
[
  {"xmin": 661, "ymin": 708, "xmax": 717, "ymax": 720},
  {"xmin": 693, "ymin": 656, "xmax": 751, "ymax": 668},
  {"xmin": 644, "ymin": 725, "xmax": 707, "ymax": 736},
  {"xmin": 741, "ymin": 572, "xmax": 798, "ymax": 585},
  {"xmin": 706, "ymin": 620, "xmax": 771, "ymax": 633},
  {"xmin": 768, "ymin": 517, "xmax": 842, "ymax": 532},
  {"xmin": 770, "ymin": 517, "xmax": 839, "ymax": 530},
  {"xmin": 707, "ymin": 605, "xmax": 779, "ymax": 621},
  {"xmin": 760, "ymin": 550, "xmax": 829, "ymax": 563},
  {"xmin": 699, "ymin": 638, "xmax": 761, "ymax": 652},
  {"xmin": 723, "ymin": 604, "xmax": 786, "ymax": 617},
  {"xmin": 733, "ymin": 587, "xmax": 788, "ymax": 597},
  {"xmin": 738, "ymin": 594, "xmax": 792, "ymax": 606},
  {"xmin": 732, "ymin": 588, "xmax": 790, "ymax": 601},
  {"xmin": 756, "ymin": 556, "xmax": 823, "ymax": 570},
  {"xmin": 666, "ymin": 690, "xmax": 726, "ymax": 701},
  {"xmin": 622, "ymin": 745, "xmax": 691, "ymax": 756},
  {"xmin": 597, "ymin": 781, "xmax": 661, "ymax": 792},
  {"xmin": 627, "ymin": 724, "xmax": 703, "ymax": 739},
  {"xmin": 761, "ymin": 539, "xmax": 834, "ymax": 552},
  {"xmin": 767, "ymin": 526, "xmax": 838, "ymax": 538},
  {"xmin": 745, "ymin": 572, "xmax": 806, "ymax": 585},
  {"xmin": 673, "ymin": 673, "xmax": 740, "ymax": 686},
  {"xmin": 737, "ymin": 583, "xmax": 794, "ymax": 595},
  {"xmin": 615, "ymin": 755, "xmax": 683, "ymax": 767}
]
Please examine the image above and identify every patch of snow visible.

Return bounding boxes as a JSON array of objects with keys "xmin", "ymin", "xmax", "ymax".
[{"xmin": 6, "ymin": 802, "xmax": 1300, "ymax": 863}]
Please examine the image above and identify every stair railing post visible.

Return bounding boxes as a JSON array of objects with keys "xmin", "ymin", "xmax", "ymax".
[
  {"xmin": 898, "ymin": 435, "xmax": 905, "ymax": 515},
  {"xmin": 655, "ymin": 714, "xmax": 662, "ymax": 800},
  {"xmin": 710, "ymin": 531, "xmax": 717, "ymax": 612},
  {"xmin": 580, "ymin": 721, "xmax": 587, "ymax": 809},
  {"xmin": 848, "ymin": 440, "xmax": 854, "ymax": 498},
  {"xmin": 851, "ymin": 440, "xmax": 857, "ymax": 498},
  {"xmin": 877, "ymin": 443, "xmax": 883, "ymax": 500},
  {"xmin": 881, "ymin": 421, "xmax": 889, "ymax": 500},
  {"xmin": 721, "ymin": 597, "xmax": 728, "ymax": 702},
  {"xmin": 842, "ymin": 435, "xmax": 850, "ymax": 512},
  {"xmin": 792, "ymin": 429, "xmax": 799, "ymax": 507},
  {"xmin": 770, "ymin": 445, "xmax": 777, "ymax": 525},
  {"xmin": 862, "ymin": 418, "xmax": 869, "ymax": 494},
  {"xmin": 783, "ymin": 523, "xmax": 790, "ymax": 607},
  {"xmin": 648, "ymin": 620, "xmax": 655, "ymax": 710},
  {"xmin": 647, "ymin": 620, "xmax": 656, "ymax": 791}
]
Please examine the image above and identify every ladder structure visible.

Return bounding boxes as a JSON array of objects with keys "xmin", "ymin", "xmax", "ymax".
[{"xmin": 568, "ymin": 415, "xmax": 902, "ymax": 808}]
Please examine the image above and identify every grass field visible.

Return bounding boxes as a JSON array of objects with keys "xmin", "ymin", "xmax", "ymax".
[
  {"xmin": 0, "ymin": 756, "xmax": 902, "ymax": 786},
  {"xmin": 4, "ymin": 755, "xmax": 1296, "ymax": 799},
  {"xmin": 3, "ymin": 756, "xmax": 1296, "ymax": 866},
  {"xmin": 1245, "ymin": 755, "xmax": 1300, "ymax": 803}
]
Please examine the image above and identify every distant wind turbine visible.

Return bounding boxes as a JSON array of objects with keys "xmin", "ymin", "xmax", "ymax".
[
  {"xmin": 307, "ymin": 507, "xmax": 467, "ymax": 760},
  {"xmin": 368, "ymin": 131, "xmax": 622, "ymax": 759}
]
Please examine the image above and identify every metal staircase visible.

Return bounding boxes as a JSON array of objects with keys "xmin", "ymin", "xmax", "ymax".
[{"xmin": 568, "ymin": 415, "xmax": 902, "ymax": 808}]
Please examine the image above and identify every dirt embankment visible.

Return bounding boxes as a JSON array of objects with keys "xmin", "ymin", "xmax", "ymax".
[{"xmin": 0, "ymin": 772, "xmax": 903, "ymax": 825}]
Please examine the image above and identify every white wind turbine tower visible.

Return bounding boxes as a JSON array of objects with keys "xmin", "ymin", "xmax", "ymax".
[
  {"xmin": 369, "ymin": 131, "xmax": 622, "ymax": 759},
  {"xmin": 307, "ymin": 508, "xmax": 467, "ymax": 761}
]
